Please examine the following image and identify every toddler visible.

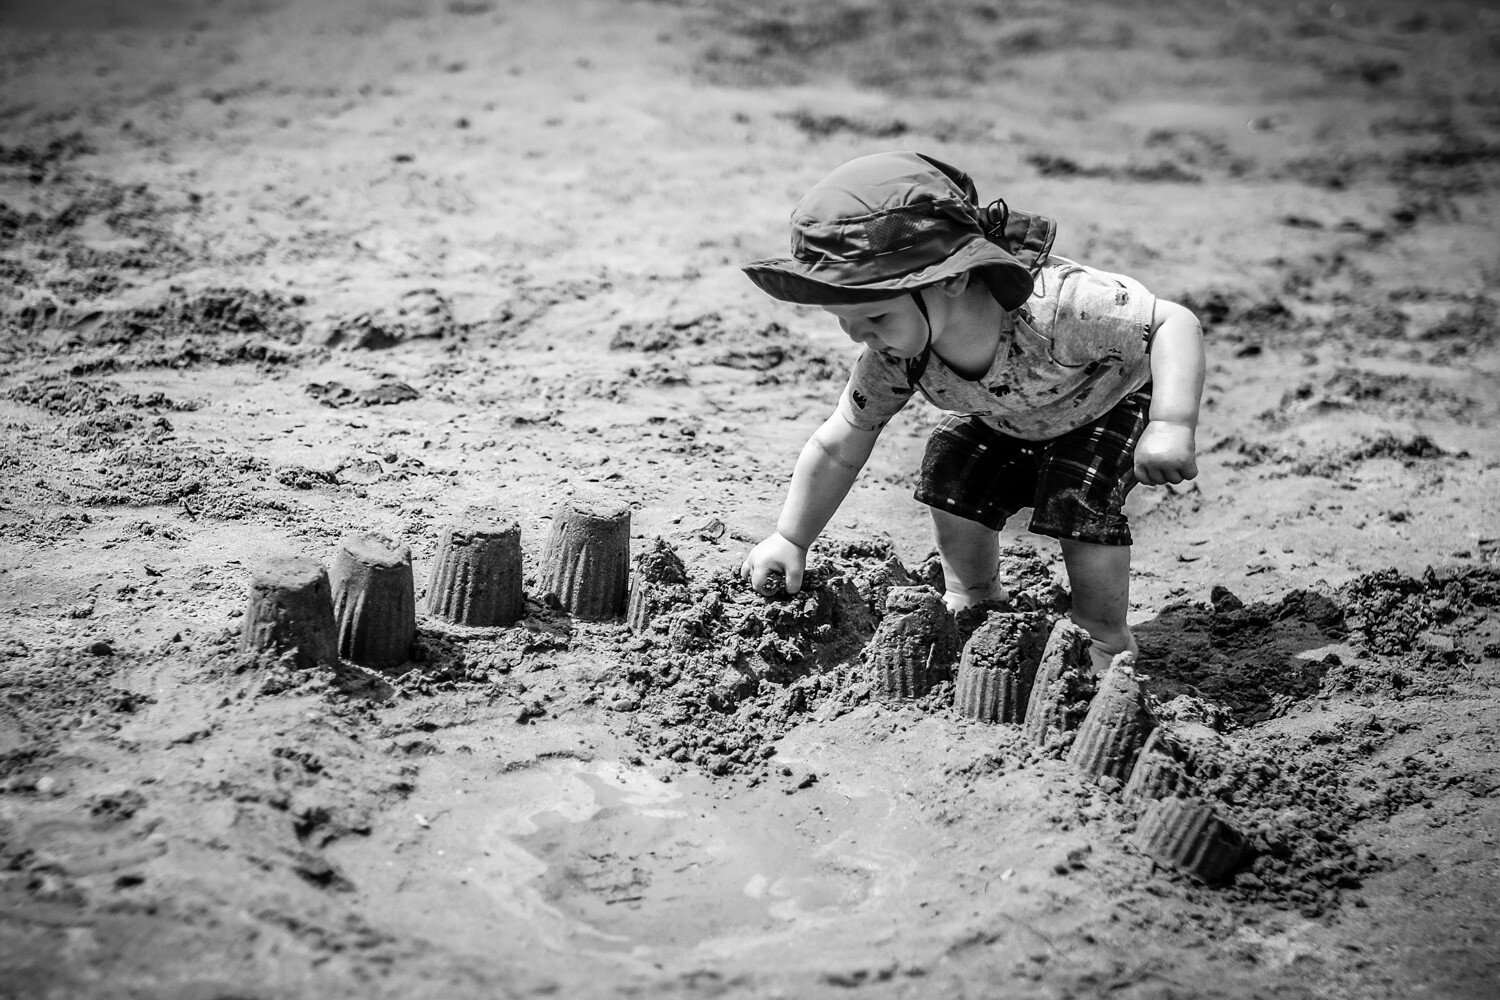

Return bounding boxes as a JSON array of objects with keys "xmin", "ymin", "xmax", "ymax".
[{"xmin": 737, "ymin": 151, "xmax": 1204, "ymax": 673}]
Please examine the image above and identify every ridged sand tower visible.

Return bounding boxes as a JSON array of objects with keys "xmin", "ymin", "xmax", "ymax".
[
  {"xmin": 1066, "ymin": 653, "xmax": 1155, "ymax": 783},
  {"xmin": 331, "ymin": 532, "xmax": 416, "ymax": 669},
  {"xmin": 426, "ymin": 519, "xmax": 525, "ymax": 626},
  {"xmin": 1134, "ymin": 796, "xmax": 1246, "ymax": 884},
  {"xmin": 868, "ymin": 586, "xmax": 958, "ymax": 700},
  {"xmin": 241, "ymin": 554, "xmax": 338, "ymax": 669},
  {"xmin": 538, "ymin": 490, "xmax": 631, "ymax": 620},
  {"xmin": 626, "ymin": 536, "xmax": 690, "ymax": 633},
  {"xmin": 1122, "ymin": 721, "xmax": 1230, "ymax": 805},
  {"xmin": 1021, "ymin": 619, "xmax": 1097, "ymax": 747},
  {"xmin": 954, "ymin": 612, "xmax": 1049, "ymax": 723}
]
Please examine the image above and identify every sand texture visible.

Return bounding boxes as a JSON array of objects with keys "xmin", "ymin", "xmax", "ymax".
[{"xmin": 1, "ymin": 0, "xmax": 1498, "ymax": 997}]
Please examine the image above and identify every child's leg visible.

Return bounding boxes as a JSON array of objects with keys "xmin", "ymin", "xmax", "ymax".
[
  {"xmin": 1059, "ymin": 538, "xmax": 1138, "ymax": 674},
  {"xmin": 931, "ymin": 508, "xmax": 1009, "ymax": 611}
]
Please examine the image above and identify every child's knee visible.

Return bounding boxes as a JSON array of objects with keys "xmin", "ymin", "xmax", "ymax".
[{"xmin": 931, "ymin": 507, "xmax": 994, "ymax": 545}]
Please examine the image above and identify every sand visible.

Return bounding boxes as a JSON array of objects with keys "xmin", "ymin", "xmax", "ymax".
[{"xmin": 1, "ymin": 0, "xmax": 1498, "ymax": 997}]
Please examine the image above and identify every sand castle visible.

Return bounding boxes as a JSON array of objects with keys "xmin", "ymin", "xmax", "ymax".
[
  {"xmin": 940, "ymin": 614, "xmax": 1247, "ymax": 884},
  {"xmin": 1020, "ymin": 619, "xmax": 1097, "ymax": 746},
  {"xmin": 538, "ymin": 489, "xmax": 632, "ymax": 621},
  {"xmin": 241, "ymin": 491, "xmax": 641, "ymax": 677},
  {"xmin": 239, "ymin": 507, "xmax": 1248, "ymax": 886},
  {"xmin": 241, "ymin": 554, "xmax": 339, "ymax": 669},
  {"xmin": 426, "ymin": 519, "xmax": 525, "ymax": 627},
  {"xmin": 331, "ymin": 532, "xmax": 417, "ymax": 669},
  {"xmin": 866, "ymin": 585, "xmax": 959, "ymax": 700},
  {"xmin": 1066, "ymin": 653, "xmax": 1154, "ymax": 784},
  {"xmin": 1134, "ymin": 796, "xmax": 1246, "ymax": 884},
  {"xmin": 953, "ymin": 612, "xmax": 1049, "ymax": 723},
  {"xmin": 627, "ymin": 536, "xmax": 690, "ymax": 633},
  {"xmin": 1122, "ymin": 720, "xmax": 1230, "ymax": 805}
]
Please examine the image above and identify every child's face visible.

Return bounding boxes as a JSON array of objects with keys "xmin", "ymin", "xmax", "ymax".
[{"xmin": 822, "ymin": 296, "xmax": 927, "ymax": 360}]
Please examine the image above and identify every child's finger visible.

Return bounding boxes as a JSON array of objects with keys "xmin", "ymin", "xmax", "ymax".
[
  {"xmin": 785, "ymin": 566, "xmax": 803, "ymax": 593},
  {"xmin": 753, "ymin": 569, "xmax": 785, "ymax": 597}
]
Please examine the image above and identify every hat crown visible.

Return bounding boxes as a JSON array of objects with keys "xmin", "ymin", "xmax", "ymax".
[
  {"xmin": 793, "ymin": 151, "xmax": 974, "ymax": 219},
  {"xmin": 741, "ymin": 150, "xmax": 1041, "ymax": 309},
  {"xmin": 790, "ymin": 152, "xmax": 983, "ymax": 265}
]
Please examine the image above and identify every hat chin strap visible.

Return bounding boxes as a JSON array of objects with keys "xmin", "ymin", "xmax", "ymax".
[{"xmin": 905, "ymin": 289, "xmax": 934, "ymax": 387}]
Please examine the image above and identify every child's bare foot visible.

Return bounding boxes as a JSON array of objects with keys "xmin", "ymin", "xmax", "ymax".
[
  {"xmin": 941, "ymin": 576, "xmax": 1011, "ymax": 614},
  {"xmin": 1085, "ymin": 629, "xmax": 1138, "ymax": 674}
]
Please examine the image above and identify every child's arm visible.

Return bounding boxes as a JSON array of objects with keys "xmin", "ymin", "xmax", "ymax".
[
  {"xmin": 1133, "ymin": 298, "xmax": 1205, "ymax": 486},
  {"xmin": 741, "ymin": 412, "xmax": 882, "ymax": 595}
]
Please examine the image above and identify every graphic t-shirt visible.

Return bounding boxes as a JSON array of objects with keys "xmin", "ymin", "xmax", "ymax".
[{"xmin": 836, "ymin": 257, "xmax": 1157, "ymax": 441}]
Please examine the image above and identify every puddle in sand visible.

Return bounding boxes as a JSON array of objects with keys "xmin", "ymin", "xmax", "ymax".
[{"xmin": 334, "ymin": 756, "xmax": 910, "ymax": 961}]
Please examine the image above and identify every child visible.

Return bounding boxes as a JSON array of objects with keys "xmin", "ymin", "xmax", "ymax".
[{"xmin": 737, "ymin": 151, "xmax": 1204, "ymax": 673}]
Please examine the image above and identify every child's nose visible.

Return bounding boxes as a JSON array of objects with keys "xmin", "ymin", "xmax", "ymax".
[{"xmin": 840, "ymin": 320, "xmax": 870, "ymax": 343}]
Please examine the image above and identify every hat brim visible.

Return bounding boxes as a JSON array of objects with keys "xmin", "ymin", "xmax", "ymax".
[{"xmin": 742, "ymin": 236, "xmax": 1035, "ymax": 310}]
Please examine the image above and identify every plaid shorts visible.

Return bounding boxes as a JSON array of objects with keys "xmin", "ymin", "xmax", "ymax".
[{"xmin": 913, "ymin": 387, "xmax": 1152, "ymax": 546}]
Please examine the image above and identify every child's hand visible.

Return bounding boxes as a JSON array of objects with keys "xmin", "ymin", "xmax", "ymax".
[
  {"xmin": 1132, "ymin": 419, "xmax": 1198, "ymax": 486},
  {"xmin": 740, "ymin": 532, "xmax": 807, "ymax": 597}
]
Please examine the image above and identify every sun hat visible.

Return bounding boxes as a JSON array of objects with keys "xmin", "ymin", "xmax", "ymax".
[{"xmin": 742, "ymin": 151, "xmax": 1047, "ymax": 310}]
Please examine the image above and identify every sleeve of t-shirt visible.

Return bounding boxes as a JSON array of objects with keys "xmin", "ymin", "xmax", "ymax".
[
  {"xmin": 835, "ymin": 347, "xmax": 916, "ymax": 431},
  {"xmin": 1029, "ymin": 259, "xmax": 1157, "ymax": 368}
]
